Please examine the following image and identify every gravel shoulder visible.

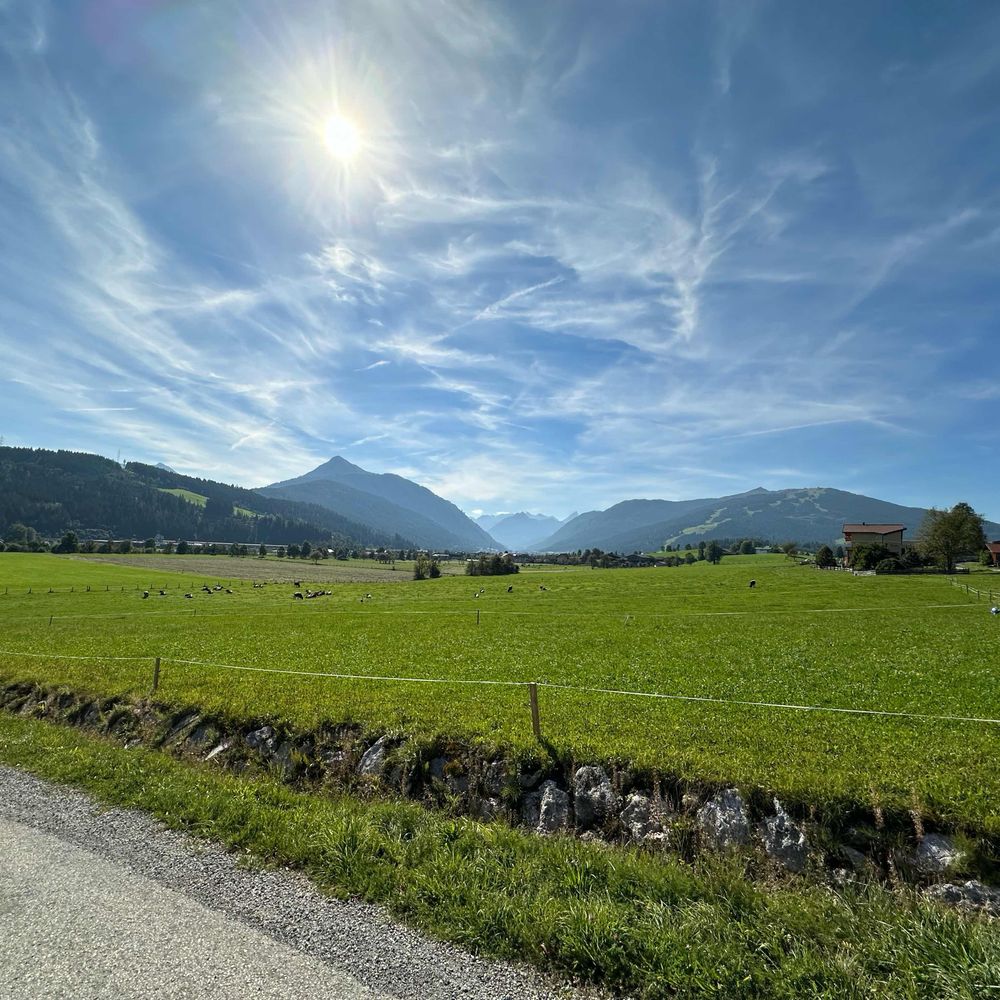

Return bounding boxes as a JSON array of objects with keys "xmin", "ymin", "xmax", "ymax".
[{"xmin": 0, "ymin": 764, "xmax": 582, "ymax": 1000}]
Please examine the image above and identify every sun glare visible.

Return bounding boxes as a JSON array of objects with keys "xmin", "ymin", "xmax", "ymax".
[{"xmin": 323, "ymin": 114, "xmax": 361, "ymax": 161}]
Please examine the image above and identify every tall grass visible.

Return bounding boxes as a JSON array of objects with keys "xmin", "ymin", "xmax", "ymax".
[{"xmin": 1, "ymin": 714, "xmax": 997, "ymax": 999}]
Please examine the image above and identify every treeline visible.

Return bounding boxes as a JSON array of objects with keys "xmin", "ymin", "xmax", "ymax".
[
  {"xmin": 465, "ymin": 553, "xmax": 519, "ymax": 576},
  {"xmin": 0, "ymin": 448, "xmax": 412, "ymax": 551}
]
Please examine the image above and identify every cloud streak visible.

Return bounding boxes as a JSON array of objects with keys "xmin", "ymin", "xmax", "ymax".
[{"xmin": 0, "ymin": 0, "xmax": 998, "ymax": 519}]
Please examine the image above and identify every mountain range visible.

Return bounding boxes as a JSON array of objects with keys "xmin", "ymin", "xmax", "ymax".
[
  {"xmin": 261, "ymin": 456, "xmax": 496, "ymax": 551},
  {"xmin": 2, "ymin": 446, "xmax": 997, "ymax": 554},
  {"xmin": 531, "ymin": 486, "xmax": 1000, "ymax": 552}
]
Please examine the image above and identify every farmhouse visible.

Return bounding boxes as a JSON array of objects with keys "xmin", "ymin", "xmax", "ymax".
[
  {"xmin": 842, "ymin": 523, "xmax": 907, "ymax": 563},
  {"xmin": 986, "ymin": 541, "xmax": 1000, "ymax": 567}
]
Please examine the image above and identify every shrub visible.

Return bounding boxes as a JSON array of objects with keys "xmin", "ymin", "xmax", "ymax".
[
  {"xmin": 414, "ymin": 555, "xmax": 441, "ymax": 580},
  {"xmin": 875, "ymin": 558, "xmax": 903, "ymax": 574}
]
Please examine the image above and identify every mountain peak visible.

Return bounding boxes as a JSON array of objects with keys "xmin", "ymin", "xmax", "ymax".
[{"xmin": 300, "ymin": 455, "xmax": 365, "ymax": 481}]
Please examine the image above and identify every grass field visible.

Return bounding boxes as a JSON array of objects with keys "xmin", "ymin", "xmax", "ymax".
[
  {"xmin": 2, "ymin": 552, "xmax": 999, "ymax": 832},
  {"xmin": 157, "ymin": 486, "xmax": 208, "ymax": 506}
]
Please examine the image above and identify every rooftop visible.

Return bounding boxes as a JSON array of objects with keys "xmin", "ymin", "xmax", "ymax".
[{"xmin": 842, "ymin": 523, "xmax": 906, "ymax": 534}]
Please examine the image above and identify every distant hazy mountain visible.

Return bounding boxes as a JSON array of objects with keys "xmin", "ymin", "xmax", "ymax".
[
  {"xmin": 264, "ymin": 456, "xmax": 498, "ymax": 551},
  {"xmin": 533, "ymin": 487, "xmax": 1000, "ymax": 553},
  {"xmin": 474, "ymin": 513, "xmax": 510, "ymax": 532},
  {"xmin": 487, "ymin": 512, "xmax": 565, "ymax": 550}
]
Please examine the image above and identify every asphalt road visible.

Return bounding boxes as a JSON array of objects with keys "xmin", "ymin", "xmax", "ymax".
[
  {"xmin": 0, "ymin": 817, "xmax": 386, "ymax": 1000},
  {"xmin": 0, "ymin": 765, "xmax": 579, "ymax": 1000}
]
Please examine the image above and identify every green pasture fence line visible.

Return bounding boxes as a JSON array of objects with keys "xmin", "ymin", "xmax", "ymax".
[
  {"xmin": 949, "ymin": 577, "xmax": 998, "ymax": 604},
  {"xmin": 3, "ymin": 648, "xmax": 1000, "ymax": 743}
]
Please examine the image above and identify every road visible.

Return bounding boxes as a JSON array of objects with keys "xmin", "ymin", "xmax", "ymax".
[
  {"xmin": 0, "ymin": 765, "xmax": 577, "ymax": 1000},
  {"xmin": 0, "ymin": 817, "xmax": 386, "ymax": 1000}
]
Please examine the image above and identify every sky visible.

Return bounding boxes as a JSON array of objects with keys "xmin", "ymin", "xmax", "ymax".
[{"xmin": 1, "ymin": 0, "xmax": 998, "ymax": 520}]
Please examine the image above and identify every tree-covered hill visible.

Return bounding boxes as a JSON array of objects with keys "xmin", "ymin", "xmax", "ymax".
[{"xmin": 0, "ymin": 448, "xmax": 411, "ymax": 548}]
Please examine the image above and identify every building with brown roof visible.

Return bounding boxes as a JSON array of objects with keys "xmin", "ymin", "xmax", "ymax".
[
  {"xmin": 986, "ymin": 541, "xmax": 1000, "ymax": 567},
  {"xmin": 842, "ymin": 523, "xmax": 907, "ymax": 564}
]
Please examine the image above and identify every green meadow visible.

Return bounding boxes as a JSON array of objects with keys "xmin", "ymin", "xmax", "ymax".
[{"xmin": 2, "ymin": 552, "xmax": 999, "ymax": 832}]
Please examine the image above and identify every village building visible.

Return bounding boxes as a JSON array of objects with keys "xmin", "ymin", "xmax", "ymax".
[
  {"xmin": 841, "ymin": 523, "xmax": 907, "ymax": 564},
  {"xmin": 986, "ymin": 541, "xmax": 1000, "ymax": 567}
]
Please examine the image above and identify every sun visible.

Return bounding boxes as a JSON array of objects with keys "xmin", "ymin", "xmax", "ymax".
[{"xmin": 323, "ymin": 114, "xmax": 361, "ymax": 161}]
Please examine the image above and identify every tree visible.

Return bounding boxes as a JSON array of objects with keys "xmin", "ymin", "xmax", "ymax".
[
  {"xmin": 684, "ymin": 551, "xmax": 696, "ymax": 564},
  {"xmin": 276, "ymin": 546, "xmax": 286, "ymax": 558},
  {"xmin": 144, "ymin": 537, "xmax": 156, "ymax": 552},
  {"xmin": 852, "ymin": 543, "xmax": 893, "ymax": 571},
  {"xmin": 53, "ymin": 531, "xmax": 79, "ymax": 553},
  {"xmin": 287, "ymin": 544, "xmax": 300, "ymax": 559},
  {"xmin": 704, "ymin": 540, "xmax": 724, "ymax": 564},
  {"xmin": 918, "ymin": 502, "xmax": 987, "ymax": 573},
  {"xmin": 118, "ymin": 538, "xmax": 132, "ymax": 553},
  {"xmin": 815, "ymin": 544, "xmax": 836, "ymax": 569},
  {"xmin": 301, "ymin": 540, "xmax": 312, "ymax": 559},
  {"xmin": 4, "ymin": 523, "xmax": 37, "ymax": 545},
  {"xmin": 414, "ymin": 554, "xmax": 440, "ymax": 580},
  {"xmin": 204, "ymin": 495, "xmax": 232, "ymax": 520},
  {"xmin": 739, "ymin": 539, "xmax": 755, "ymax": 555},
  {"xmin": 780, "ymin": 541, "xmax": 798, "ymax": 557},
  {"xmin": 176, "ymin": 539, "xmax": 190, "ymax": 555},
  {"xmin": 259, "ymin": 543, "xmax": 267, "ymax": 558}
]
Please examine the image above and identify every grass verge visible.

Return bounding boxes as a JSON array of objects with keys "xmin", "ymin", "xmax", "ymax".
[{"xmin": 1, "ymin": 712, "xmax": 997, "ymax": 999}]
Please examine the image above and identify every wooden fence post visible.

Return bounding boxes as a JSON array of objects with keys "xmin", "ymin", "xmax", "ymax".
[
  {"xmin": 151, "ymin": 656, "xmax": 161, "ymax": 694},
  {"xmin": 528, "ymin": 683, "xmax": 541, "ymax": 740},
  {"xmin": 476, "ymin": 608, "xmax": 481, "ymax": 626}
]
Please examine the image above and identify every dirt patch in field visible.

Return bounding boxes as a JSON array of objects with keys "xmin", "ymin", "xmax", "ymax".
[{"xmin": 65, "ymin": 554, "xmax": 450, "ymax": 584}]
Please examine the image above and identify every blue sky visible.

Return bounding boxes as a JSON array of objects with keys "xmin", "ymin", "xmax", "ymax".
[{"xmin": 1, "ymin": 0, "xmax": 998, "ymax": 519}]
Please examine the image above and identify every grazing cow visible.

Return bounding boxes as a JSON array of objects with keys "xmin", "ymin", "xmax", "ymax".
[
  {"xmin": 991, "ymin": 606, "xmax": 999, "ymax": 616},
  {"xmin": 184, "ymin": 593, "xmax": 194, "ymax": 599},
  {"xmin": 201, "ymin": 585, "xmax": 211, "ymax": 593},
  {"xmin": 159, "ymin": 590, "xmax": 166, "ymax": 596},
  {"xmin": 142, "ymin": 591, "xmax": 149, "ymax": 599},
  {"xmin": 225, "ymin": 588, "xmax": 233, "ymax": 594},
  {"xmin": 213, "ymin": 584, "xmax": 223, "ymax": 592},
  {"xmin": 539, "ymin": 585, "xmax": 547, "ymax": 591},
  {"xmin": 507, "ymin": 585, "xmax": 513, "ymax": 593},
  {"xmin": 293, "ymin": 592, "xmax": 304, "ymax": 600},
  {"xmin": 293, "ymin": 580, "xmax": 302, "ymax": 587},
  {"xmin": 749, "ymin": 580, "xmax": 756, "ymax": 589}
]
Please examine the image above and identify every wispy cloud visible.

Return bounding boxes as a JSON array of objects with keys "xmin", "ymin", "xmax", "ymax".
[{"xmin": 0, "ymin": 0, "xmax": 997, "ymax": 518}]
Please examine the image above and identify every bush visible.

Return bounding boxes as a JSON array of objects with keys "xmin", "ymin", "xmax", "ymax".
[
  {"xmin": 815, "ymin": 544, "xmax": 836, "ymax": 568},
  {"xmin": 466, "ymin": 553, "xmax": 519, "ymax": 577},
  {"xmin": 875, "ymin": 558, "xmax": 903, "ymax": 574},
  {"xmin": 414, "ymin": 555, "xmax": 441, "ymax": 580},
  {"xmin": 52, "ymin": 532, "xmax": 79, "ymax": 554},
  {"xmin": 852, "ymin": 544, "xmax": 893, "ymax": 571}
]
